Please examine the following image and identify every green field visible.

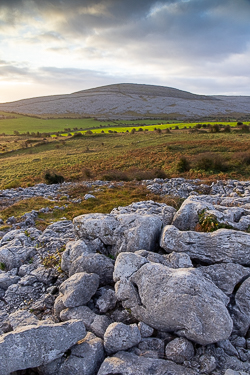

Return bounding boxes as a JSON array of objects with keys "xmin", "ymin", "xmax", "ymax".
[
  {"xmin": 0, "ymin": 111, "xmax": 242, "ymax": 135},
  {"xmin": 0, "ymin": 112, "xmax": 175, "ymax": 135}
]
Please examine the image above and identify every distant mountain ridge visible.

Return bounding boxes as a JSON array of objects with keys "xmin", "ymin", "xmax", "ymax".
[{"xmin": 0, "ymin": 83, "xmax": 249, "ymax": 119}]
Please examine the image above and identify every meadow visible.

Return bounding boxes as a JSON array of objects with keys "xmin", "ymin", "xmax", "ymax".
[
  {"xmin": 0, "ymin": 111, "xmax": 241, "ymax": 135},
  {"xmin": 1, "ymin": 126, "xmax": 250, "ymax": 190}
]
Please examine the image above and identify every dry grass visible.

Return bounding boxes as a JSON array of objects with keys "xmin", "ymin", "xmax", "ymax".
[{"xmin": 1, "ymin": 130, "xmax": 250, "ymax": 190}]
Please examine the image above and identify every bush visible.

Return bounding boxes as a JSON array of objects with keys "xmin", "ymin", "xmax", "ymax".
[
  {"xmin": 195, "ymin": 153, "xmax": 227, "ymax": 172},
  {"xmin": 176, "ymin": 157, "xmax": 190, "ymax": 172},
  {"xmin": 210, "ymin": 124, "xmax": 220, "ymax": 133},
  {"xmin": 224, "ymin": 125, "xmax": 231, "ymax": 133},
  {"xmin": 72, "ymin": 132, "xmax": 83, "ymax": 138},
  {"xmin": 44, "ymin": 171, "xmax": 65, "ymax": 184}
]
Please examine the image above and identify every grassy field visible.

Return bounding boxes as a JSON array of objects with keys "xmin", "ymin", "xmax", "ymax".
[
  {"xmin": 1, "ymin": 128, "xmax": 250, "ymax": 190},
  {"xmin": 0, "ymin": 111, "xmax": 176, "ymax": 135},
  {"xmin": 0, "ymin": 111, "xmax": 243, "ymax": 135}
]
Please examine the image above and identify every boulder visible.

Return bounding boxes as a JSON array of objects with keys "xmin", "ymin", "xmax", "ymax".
[
  {"xmin": 97, "ymin": 351, "xmax": 197, "ymax": 375},
  {"xmin": 231, "ymin": 277, "xmax": 250, "ymax": 336},
  {"xmin": 69, "ymin": 253, "xmax": 114, "ymax": 285},
  {"xmin": 39, "ymin": 332, "xmax": 104, "ymax": 375},
  {"xmin": 172, "ymin": 196, "xmax": 210, "ymax": 230},
  {"xmin": 9, "ymin": 309, "xmax": 39, "ymax": 330},
  {"xmin": 160, "ymin": 225, "xmax": 250, "ymax": 265},
  {"xmin": 0, "ymin": 320, "xmax": 86, "ymax": 375},
  {"xmin": 115, "ymin": 256, "xmax": 233, "ymax": 345},
  {"xmin": 73, "ymin": 213, "xmax": 163, "ymax": 256},
  {"xmin": 110, "ymin": 200, "xmax": 176, "ymax": 226},
  {"xmin": 58, "ymin": 272, "xmax": 99, "ymax": 308},
  {"xmin": 0, "ymin": 231, "xmax": 38, "ymax": 270},
  {"xmin": 197, "ymin": 263, "xmax": 250, "ymax": 295},
  {"xmin": 61, "ymin": 239, "xmax": 100, "ymax": 274}
]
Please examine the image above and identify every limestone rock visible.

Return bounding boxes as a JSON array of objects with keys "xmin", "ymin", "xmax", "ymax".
[
  {"xmin": 104, "ymin": 322, "xmax": 141, "ymax": 354},
  {"xmin": 110, "ymin": 200, "xmax": 176, "ymax": 226},
  {"xmin": 9, "ymin": 309, "xmax": 39, "ymax": 330},
  {"xmin": 69, "ymin": 253, "xmax": 114, "ymax": 285},
  {"xmin": 138, "ymin": 321, "xmax": 154, "ymax": 338},
  {"xmin": 197, "ymin": 263, "xmax": 250, "ymax": 295},
  {"xmin": 165, "ymin": 337, "xmax": 194, "ymax": 364},
  {"xmin": 59, "ymin": 272, "xmax": 99, "ymax": 308},
  {"xmin": 97, "ymin": 351, "xmax": 197, "ymax": 375},
  {"xmin": 39, "ymin": 332, "xmax": 104, "ymax": 375},
  {"xmin": 160, "ymin": 225, "xmax": 250, "ymax": 265},
  {"xmin": 60, "ymin": 306, "xmax": 111, "ymax": 339},
  {"xmin": 231, "ymin": 277, "xmax": 250, "ymax": 336},
  {"xmin": 73, "ymin": 213, "xmax": 163, "ymax": 256},
  {"xmin": 0, "ymin": 320, "xmax": 86, "ymax": 375},
  {"xmin": 115, "ymin": 256, "xmax": 233, "ymax": 345},
  {"xmin": 96, "ymin": 287, "xmax": 117, "ymax": 313}
]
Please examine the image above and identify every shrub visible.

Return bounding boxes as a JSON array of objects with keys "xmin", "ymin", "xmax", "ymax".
[
  {"xmin": 82, "ymin": 168, "xmax": 92, "ymax": 178},
  {"xmin": 210, "ymin": 124, "xmax": 220, "ymax": 133},
  {"xmin": 44, "ymin": 171, "xmax": 65, "ymax": 184},
  {"xmin": 72, "ymin": 132, "xmax": 83, "ymax": 138},
  {"xmin": 195, "ymin": 153, "xmax": 227, "ymax": 172},
  {"xmin": 101, "ymin": 170, "xmax": 130, "ymax": 181},
  {"xmin": 224, "ymin": 125, "xmax": 231, "ymax": 133},
  {"xmin": 176, "ymin": 157, "xmax": 190, "ymax": 172}
]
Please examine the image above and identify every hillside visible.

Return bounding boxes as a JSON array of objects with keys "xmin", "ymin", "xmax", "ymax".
[{"xmin": 0, "ymin": 83, "xmax": 250, "ymax": 119}]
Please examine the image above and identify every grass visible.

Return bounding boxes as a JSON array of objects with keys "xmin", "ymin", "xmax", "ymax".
[
  {"xmin": 1, "ymin": 129, "xmax": 250, "ymax": 190},
  {"xmin": 0, "ymin": 183, "xmax": 183, "ymax": 227},
  {"xmin": 0, "ymin": 110, "xmax": 244, "ymax": 135},
  {"xmin": 0, "ymin": 111, "xmax": 176, "ymax": 135}
]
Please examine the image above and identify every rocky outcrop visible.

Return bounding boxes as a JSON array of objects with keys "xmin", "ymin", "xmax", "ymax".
[{"xmin": 1, "ymin": 182, "xmax": 250, "ymax": 374}]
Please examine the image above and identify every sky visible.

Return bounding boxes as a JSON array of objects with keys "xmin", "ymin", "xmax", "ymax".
[{"xmin": 0, "ymin": 0, "xmax": 250, "ymax": 102}]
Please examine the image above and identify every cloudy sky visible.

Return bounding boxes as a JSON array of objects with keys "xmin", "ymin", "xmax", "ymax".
[{"xmin": 0, "ymin": 0, "xmax": 250, "ymax": 102}]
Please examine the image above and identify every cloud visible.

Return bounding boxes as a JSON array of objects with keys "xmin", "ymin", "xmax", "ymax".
[{"xmin": 0, "ymin": 0, "xmax": 250, "ymax": 100}]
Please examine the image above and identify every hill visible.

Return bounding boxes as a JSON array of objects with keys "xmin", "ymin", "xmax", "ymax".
[{"xmin": 0, "ymin": 83, "xmax": 250, "ymax": 119}]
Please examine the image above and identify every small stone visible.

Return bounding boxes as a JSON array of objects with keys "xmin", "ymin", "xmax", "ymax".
[
  {"xmin": 104, "ymin": 322, "xmax": 141, "ymax": 354},
  {"xmin": 199, "ymin": 354, "xmax": 217, "ymax": 374},
  {"xmin": 138, "ymin": 321, "xmax": 154, "ymax": 338},
  {"xmin": 165, "ymin": 337, "xmax": 194, "ymax": 364}
]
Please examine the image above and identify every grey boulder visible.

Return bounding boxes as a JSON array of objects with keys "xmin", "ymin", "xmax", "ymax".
[
  {"xmin": 197, "ymin": 263, "xmax": 250, "ymax": 296},
  {"xmin": 231, "ymin": 277, "xmax": 250, "ymax": 336},
  {"xmin": 57, "ymin": 272, "xmax": 99, "ymax": 308},
  {"xmin": 110, "ymin": 200, "xmax": 176, "ymax": 226},
  {"xmin": 39, "ymin": 332, "xmax": 104, "ymax": 375},
  {"xmin": 115, "ymin": 256, "xmax": 233, "ymax": 345},
  {"xmin": 97, "ymin": 351, "xmax": 197, "ymax": 375},
  {"xmin": 0, "ymin": 320, "xmax": 86, "ymax": 375},
  {"xmin": 160, "ymin": 225, "xmax": 250, "ymax": 265},
  {"xmin": 73, "ymin": 213, "xmax": 163, "ymax": 256}
]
